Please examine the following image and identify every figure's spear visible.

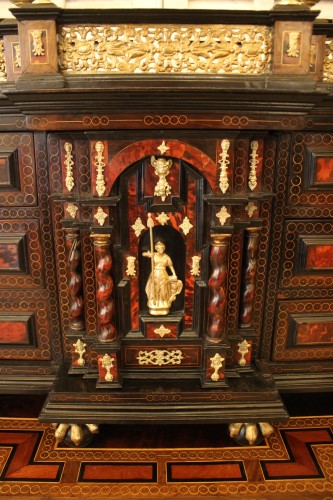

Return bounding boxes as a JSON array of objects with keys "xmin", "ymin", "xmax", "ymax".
[{"xmin": 147, "ymin": 213, "xmax": 155, "ymax": 305}]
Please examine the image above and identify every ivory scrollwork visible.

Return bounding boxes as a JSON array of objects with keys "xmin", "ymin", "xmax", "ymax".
[
  {"xmin": 179, "ymin": 216, "xmax": 193, "ymax": 236},
  {"xmin": 30, "ymin": 30, "xmax": 45, "ymax": 56},
  {"xmin": 154, "ymin": 325, "xmax": 171, "ymax": 338},
  {"xmin": 219, "ymin": 139, "xmax": 230, "ymax": 194},
  {"xmin": 101, "ymin": 353, "xmax": 114, "ymax": 382},
  {"xmin": 237, "ymin": 339, "xmax": 251, "ymax": 367},
  {"xmin": 216, "ymin": 206, "xmax": 230, "ymax": 226},
  {"xmin": 190, "ymin": 255, "xmax": 201, "ymax": 276},
  {"xmin": 151, "ymin": 156, "xmax": 172, "ymax": 202},
  {"xmin": 126, "ymin": 256, "xmax": 136, "ymax": 276},
  {"xmin": 64, "ymin": 142, "xmax": 75, "ymax": 192},
  {"xmin": 248, "ymin": 140, "xmax": 259, "ymax": 191},
  {"xmin": 73, "ymin": 338, "xmax": 86, "ymax": 367},
  {"xmin": 0, "ymin": 42, "xmax": 6, "ymax": 81},
  {"xmin": 210, "ymin": 353, "xmax": 225, "ymax": 381},
  {"xmin": 95, "ymin": 141, "xmax": 106, "ymax": 197},
  {"xmin": 323, "ymin": 39, "xmax": 333, "ymax": 82},
  {"xmin": 94, "ymin": 207, "xmax": 107, "ymax": 226}
]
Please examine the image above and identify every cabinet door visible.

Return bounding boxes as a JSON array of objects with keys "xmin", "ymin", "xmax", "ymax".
[
  {"xmin": 0, "ymin": 132, "xmax": 62, "ymax": 392},
  {"xmin": 262, "ymin": 132, "xmax": 333, "ymax": 387}
]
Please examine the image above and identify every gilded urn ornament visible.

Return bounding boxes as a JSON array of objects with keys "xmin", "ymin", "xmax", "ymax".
[{"xmin": 143, "ymin": 214, "xmax": 183, "ymax": 316}]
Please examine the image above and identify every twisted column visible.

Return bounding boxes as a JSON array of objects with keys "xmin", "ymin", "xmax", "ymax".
[
  {"xmin": 65, "ymin": 228, "xmax": 84, "ymax": 331},
  {"xmin": 91, "ymin": 233, "xmax": 116, "ymax": 342},
  {"xmin": 207, "ymin": 234, "xmax": 231, "ymax": 343},
  {"xmin": 239, "ymin": 227, "xmax": 261, "ymax": 328}
]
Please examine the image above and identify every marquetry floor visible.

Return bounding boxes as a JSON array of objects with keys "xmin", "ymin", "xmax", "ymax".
[{"xmin": 0, "ymin": 394, "xmax": 332, "ymax": 499}]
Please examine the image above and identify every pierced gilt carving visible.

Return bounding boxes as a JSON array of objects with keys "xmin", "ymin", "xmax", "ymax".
[
  {"xmin": 248, "ymin": 140, "xmax": 259, "ymax": 191},
  {"xmin": 137, "ymin": 349, "xmax": 184, "ymax": 366},
  {"xmin": 131, "ymin": 217, "xmax": 146, "ymax": 237},
  {"xmin": 154, "ymin": 325, "xmax": 171, "ymax": 338},
  {"xmin": 156, "ymin": 212, "xmax": 170, "ymax": 226},
  {"xmin": 30, "ymin": 30, "xmax": 45, "ymax": 56},
  {"xmin": 14, "ymin": 44, "xmax": 21, "ymax": 68},
  {"xmin": 126, "ymin": 256, "xmax": 136, "ymax": 276},
  {"xmin": 210, "ymin": 353, "xmax": 224, "ymax": 382},
  {"xmin": 94, "ymin": 207, "xmax": 107, "ymax": 226},
  {"xmin": 95, "ymin": 141, "xmax": 106, "ymax": 197},
  {"xmin": 101, "ymin": 353, "xmax": 114, "ymax": 382},
  {"xmin": 237, "ymin": 339, "xmax": 251, "ymax": 367},
  {"xmin": 287, "ymin": 31, "xmax": 301, "ymax": 58},
  {"xmin": 157, "ymin": 140, "xmax": 169, "ymax": 155},
  {"xmin": 66, "ymin": 203, "xmax": 78, "ymax": 219},
  {"xmin": 216, "ymin": 206, "xmax": 230, "ymax": 226},
  {"xmin": 0, "ymin": 42, "xmax": 6, "ymax": 81},
  {"xmin": 323, "ymin": 39, "xmax": 333, "ymax": 82},
  {"xmin": 64, "ymin": 142, "xmax": 75, "ymax": 192},
  {"xmin": 58, "ymin": 25, "xmax": 272, "ymax": 75},
  {"xmin": 245, "ymin": 201, "xmax": 257, "ymax": 218},
  {"xmin": 151, "ymin": 156, "xmax": 172, "ymax": 202},
  {"xmin": 179, "ymin": 216, "xmax": 193, "ymax": 236},
  {"xmin": 190, "ymin": 255, "xmax": 201, "ymax": 276},
  {"xmin": 219, "ymin": 139, "xmax": 230, "ymax": 194},
  {"xmin": 73, "ymin": 338, "xmax": 86, "ymax": 367}
]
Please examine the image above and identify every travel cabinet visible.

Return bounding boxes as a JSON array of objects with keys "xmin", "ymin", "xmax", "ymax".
[{"xmin": 0, "ymin": 3, "xmax": 332, "ymax": 446}]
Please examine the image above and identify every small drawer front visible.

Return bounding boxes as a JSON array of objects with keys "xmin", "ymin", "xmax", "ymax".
[
  {"xmin": 0, "ymin": 133, "xmax": 37, "ymax": 207},
  {"xmin": 272, "ymin": 299, "xmax": 333, "ymax": 362},
  {"xmin": 0, "ymin": 290, "xmax": 53, "ymax": 361},
  {"xmin": 123, "ymin": 345, "xmax": 201, "ymax": 369},
  {"xmin": 0, "ymin": 219, "xmax": 44, "ymax": 288}
]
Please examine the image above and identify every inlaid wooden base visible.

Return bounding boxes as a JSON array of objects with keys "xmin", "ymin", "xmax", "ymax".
[{"xmin": 40, "ymin": 364, "xmax": 288, "ymax": 427}]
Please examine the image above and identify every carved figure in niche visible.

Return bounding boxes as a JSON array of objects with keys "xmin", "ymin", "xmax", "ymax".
[
  {"xmin": 151, "ymin": 156, "xmax": 173, "ymax": 201},
  {"xmin": 143, "ymin": 217, "xmax": 183, "ymax": 316}
]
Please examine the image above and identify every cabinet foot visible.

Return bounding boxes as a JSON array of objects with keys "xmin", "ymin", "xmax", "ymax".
[
  {"xmin": 228, "ymin": 422, "xmax": 274, "ymax": 446},
  {"xmin": 52, "ymin": 423, "xmax": 99, "ymax": 447}
]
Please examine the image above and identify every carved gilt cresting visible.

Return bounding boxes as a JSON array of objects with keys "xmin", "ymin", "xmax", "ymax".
[{"xmin": 58, "ymin": 25, "xmax": 272, "ymax": 75}]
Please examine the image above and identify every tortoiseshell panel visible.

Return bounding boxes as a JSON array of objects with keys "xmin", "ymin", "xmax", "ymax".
[
  {"xmin": 0, "ymin": 317, "xmax": 33, "ymax": 345},
  {"xmin": 306, "ymin": 244, "xmax": 333, "ymax": 270},
  {"xmin": 0, "ymin": 221, "xmax": 44, "ymax": 288},
  {"xmin": 315, "ymin": 157, "xmax": 333, "ymax": 184},
  {"xmin": 295, "ymin": 319, "xmax": 333, "ymax": 345},
  {"xmin": 0, "ymin": 134, "xmax": 36, "ymax": 206}
]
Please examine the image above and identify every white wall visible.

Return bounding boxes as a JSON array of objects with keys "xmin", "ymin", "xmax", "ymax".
[{"xmin": 0, "ymin": 0, "xmax": 332, "ymax": 19}]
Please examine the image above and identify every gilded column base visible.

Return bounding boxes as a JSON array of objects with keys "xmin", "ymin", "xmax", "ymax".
[
  {"xmin": 52, "ymin": 423, "xmax": 99, "ymax": 447},
  {"xmin": 228, "ymin": 422, "xmax": 274, "ymax": 446}
]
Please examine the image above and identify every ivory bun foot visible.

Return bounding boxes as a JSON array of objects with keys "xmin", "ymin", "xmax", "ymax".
[
  {"xmin": 52, "ymin": 423, "xmax": 99, "ymax": 447},
  {"xmin": 228, "ymin": 422, "xmax": 274, "ymax": 446}
]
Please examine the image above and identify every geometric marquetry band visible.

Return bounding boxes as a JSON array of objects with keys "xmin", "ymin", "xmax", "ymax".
[{"xmin": 58, "ymin": 25, "xmax": 272, "ymax": 75}]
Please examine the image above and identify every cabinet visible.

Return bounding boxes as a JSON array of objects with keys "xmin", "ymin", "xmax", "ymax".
[{"xmin": 0, "ymin": 5, "xmax": 332, "ymax": 445}]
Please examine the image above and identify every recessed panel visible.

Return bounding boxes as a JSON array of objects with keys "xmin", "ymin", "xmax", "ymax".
[
  {"xmin": 0, "ymin": 235, "xmax": 28, "ymax": 273},
  {"xmin": 0, "ymin": 134, "xmax": 36, "ymax": 206},
  {"xmin": 0, "ymin": 150, "xmax": 20, "ymax": 190},
  {"xmin": 0, "ymin": 315, "xmax": 35, "ymax": 345},
  {"xmin": 305, "ymin": 244, "xmax": 333, "ymax": 270},
  {"xmin": 272, "ymin": 300, "xmax": 333, "ymax": 362},
  {"xmin": 293, "ymin": 317, "xmax": 333, "ymax": 346}
]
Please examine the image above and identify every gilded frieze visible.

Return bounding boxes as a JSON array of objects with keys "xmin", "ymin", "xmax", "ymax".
[{"xmin": 58, "ymin": 25, "xmax": 272, "ymax": 75}]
